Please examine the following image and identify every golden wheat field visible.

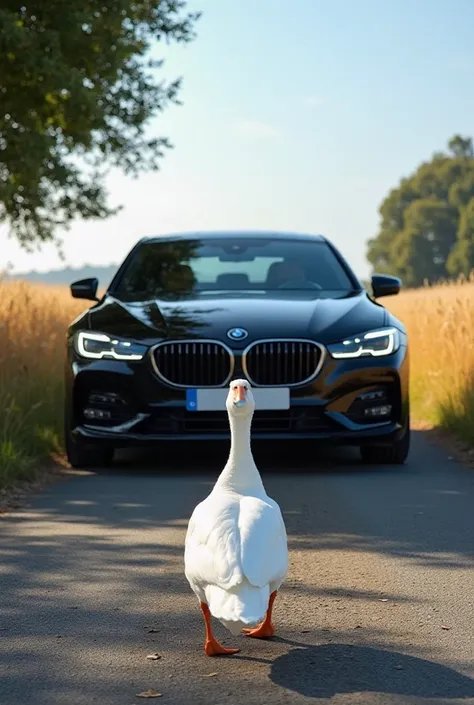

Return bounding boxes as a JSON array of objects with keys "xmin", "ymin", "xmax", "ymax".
[
  {"xmin": 385, "ymin": 277, "xmax": 474, "ymax": 439},
  {"xmin": 1, "ymin": 277, "xmax": 474, "ymax": 487},
  {"xmin": 0, "ymin": 280, "xmax": 86, "ymax": 487}
]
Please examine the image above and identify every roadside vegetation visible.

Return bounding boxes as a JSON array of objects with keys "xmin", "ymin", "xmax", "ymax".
[
  {"xmin": 1, "ymin": 276, "xmax": 474, "ymax": 490},
  {"xmin": 0, "ymin": 280, "xmax": 85, "ymax": 490},
  {"xmin": 386, "ymin": 275, "xmax": 474, "ymax": 444}
]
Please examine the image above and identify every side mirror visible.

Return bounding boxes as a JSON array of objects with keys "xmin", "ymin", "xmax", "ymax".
[
  {"xmin": 70, "ymin": 278, "xmax": 99, "ymax": 301},
  {"xmin": 371, "ymin": 273, "xmax": 401, "ymax": 298}
]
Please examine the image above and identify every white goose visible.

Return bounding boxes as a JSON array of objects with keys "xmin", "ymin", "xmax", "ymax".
[{"xmin": 184, "ymin": 379, "xmax": 288, "ymax": 656}]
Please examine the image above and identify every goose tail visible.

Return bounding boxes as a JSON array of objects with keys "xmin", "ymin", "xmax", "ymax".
[{"xmin": 204, "ymin": 580, "xmax": 270, "ymax": 636}]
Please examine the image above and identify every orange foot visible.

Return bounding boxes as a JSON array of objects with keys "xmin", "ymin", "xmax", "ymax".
[
  {"xmin": 200, "ymin": 602, "xmax": 239, "ymax": 656},
  {"xmin": 242, "ymin": 590, "xmax": 278, "ymax": 639},
  {"xmin": 205, "ymin": 637, "xmax": 240, "ymax": 656},
  {"xmin": 242, "ymin": 621, "xmax": 275, "ymax": 638}
]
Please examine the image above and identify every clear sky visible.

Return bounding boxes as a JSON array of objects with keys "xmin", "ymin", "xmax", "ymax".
[{"xmin": 3, "ymin": 0, "xmax": 474, "ymax": 280}]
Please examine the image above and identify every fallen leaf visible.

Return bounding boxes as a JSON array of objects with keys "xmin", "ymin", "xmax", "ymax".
[
  {"xmin": 146, "ymin": 654, "xmax": 161, "ymax": 661},
  {"xmin": 441, "ymin": 625, "xmax": 451, "ymax": 630},
  {"xmin": 147, "ymin": 629, "xmax": 159, "ymax": 634},
  {"xmin": 379, "ymin": 599, "xmax": 389, "ymax": 602},
  {"xmin": 202, "ymin": 672, "xmax": 218, "ymax": 677},
  {"xmin": 136, "ymin": 690, "xmax": 162, "ymax": 698},
  {"xmin": 301, "ymin": 629, "xmax": 310, "ymax": 633}
]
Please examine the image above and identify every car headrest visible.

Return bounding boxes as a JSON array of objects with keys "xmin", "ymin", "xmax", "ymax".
[{"xmin": 266, "ymin": 261, "xmax": 287, "ymax": 286}]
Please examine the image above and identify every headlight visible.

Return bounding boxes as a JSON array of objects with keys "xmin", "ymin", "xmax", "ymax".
[
  {"xmin": 76, "ymin": 332, "xmax": 148, "ymax": 360},
  {"xmin": 328, "ymin": 327, "xmax": 400, "ymax": 359}
]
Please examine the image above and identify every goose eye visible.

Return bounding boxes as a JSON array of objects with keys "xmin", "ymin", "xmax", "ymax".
[
  {"xmin": 244, "ymin": 386, "xmax": 248, "ymax": 391},
  {"xmin": 232, "ymin": 385, "xmax": 237, "ymax": 390}
]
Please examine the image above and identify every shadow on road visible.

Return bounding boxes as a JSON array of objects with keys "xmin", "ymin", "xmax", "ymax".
[
  {"xmin": 1, "ymin": 430, "xmax": 474, "ymax": 703},
  {"xmin": 109, "ymin": 436, "xmax": 376, "ymax": 476},
  {"xmin": 269, "ymin": 640, "xmax": 474, "ymax": 700}
]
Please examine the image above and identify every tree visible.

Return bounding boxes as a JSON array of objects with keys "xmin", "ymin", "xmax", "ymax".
[
  {"xmin": 0, "ymin": 1, "xmax": 200, "ymax": 250},
  {"xmin": 367, "ymin": 135, "xmax": 474, "ymax": 287},
  {"xmin": 446, "ymin": 198, "xmax": 474, "ymax": 276}
]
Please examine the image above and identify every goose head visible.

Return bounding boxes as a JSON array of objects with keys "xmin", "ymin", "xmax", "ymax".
[{"xmin": 226, "ymin": 378, "xmax": 255, "ymax": 419}]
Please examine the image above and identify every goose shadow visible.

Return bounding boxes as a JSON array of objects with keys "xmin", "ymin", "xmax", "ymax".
[{"xmin": 269, "ymin": 639, "xmax": 474, "ymax": 700}]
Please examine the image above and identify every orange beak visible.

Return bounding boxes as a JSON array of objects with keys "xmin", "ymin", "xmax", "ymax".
[{"xmin": 233, "ymin": 386, "xmax": 246, "ymax": 405}]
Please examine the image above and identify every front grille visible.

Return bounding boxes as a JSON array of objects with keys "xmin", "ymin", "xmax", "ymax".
[
  {"xmin": 152, "ymin": 340, "xmax": 233, "ymax": 388},
  {"xmin": 243, "ymin": 340, "xmax": 324, "ymax": 386}
]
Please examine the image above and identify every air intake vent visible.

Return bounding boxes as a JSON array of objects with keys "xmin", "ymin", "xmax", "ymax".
[
  {"xmin": 152, "ymin": 340, "xmax": 234, "ymax": 388},
  {"xmin": 243, "ymin": 339, "xmax": 324, "ymax": 386}
]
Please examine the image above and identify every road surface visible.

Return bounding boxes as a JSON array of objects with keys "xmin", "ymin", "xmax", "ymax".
[{"xmin": 1, "ymin": 431, "xmax": 474, "ymax": 704}]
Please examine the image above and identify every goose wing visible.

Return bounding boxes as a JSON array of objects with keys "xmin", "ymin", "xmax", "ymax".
[
  {"xmin": 238, "ymin": 495, "xmax": 288, "ymax": 588},
  {"xmin": 185, "ymin": 495, "xmax": 243, "ymax": 591}
]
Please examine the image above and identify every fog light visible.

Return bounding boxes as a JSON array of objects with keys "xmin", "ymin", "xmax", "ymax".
[
  {"xmin": 84, "ymin": 408, "xmax": 112, "ymax": 420},
  {"xmin": 364, "ymin": 404, "xmax": 392, "ymax": 418},
  {"xmin": 359, "ymin": 390, "xmax": 386, "ymax": 401},
  {"xmin": 88, "ymin": 392, "xmax": 124, "ymax": 405}
]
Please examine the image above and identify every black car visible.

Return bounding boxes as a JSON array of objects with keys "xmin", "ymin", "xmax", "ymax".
[{"xmin": 65, "ymin": 230, "xmax": 409, "ymax": 467}]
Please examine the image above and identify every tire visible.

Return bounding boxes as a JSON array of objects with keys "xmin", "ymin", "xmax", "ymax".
[
  {"xmin": 65, "ymin": 416, "xmax": 115, "ymax": 469},
  {"xmin": 360, "ymin": 424, "xmax": 410, "ymax": 465}
]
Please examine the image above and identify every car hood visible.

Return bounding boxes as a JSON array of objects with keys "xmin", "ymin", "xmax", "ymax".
[{"xmin": 87, "ymin": 291, "xmax": 387, "ymax": 345}]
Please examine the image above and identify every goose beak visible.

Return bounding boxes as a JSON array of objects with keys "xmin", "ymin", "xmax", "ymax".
[{"xmin": 233, "ymin": 386, "xmax": 247, "ymax": 407}]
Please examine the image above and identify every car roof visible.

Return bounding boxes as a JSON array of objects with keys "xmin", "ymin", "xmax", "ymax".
[{"xmin": 142, "ymin": 230, "xmax": 327, "ymax": 244}]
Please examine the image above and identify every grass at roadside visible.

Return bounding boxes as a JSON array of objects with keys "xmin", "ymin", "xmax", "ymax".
[
  {"xmin": 1, "ymin": 275, "xmax": 474, "ymax": 490},
  {"xmin": 0, "ymin": 280, "xmax": 85, "ymax": 490},
  {"xmin": 386, "ymin": 276, "xmax": 474, "ymax": 445}
]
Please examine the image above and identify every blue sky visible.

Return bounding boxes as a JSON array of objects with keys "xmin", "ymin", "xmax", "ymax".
[{"xmin": 3, "ymin": 0, "xmax": 474, "ymax": 279}]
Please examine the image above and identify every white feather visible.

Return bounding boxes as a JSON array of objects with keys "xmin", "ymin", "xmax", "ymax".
[{"xmin": 184, "ymin": 380, "xmax": 289, "ymax": 635}]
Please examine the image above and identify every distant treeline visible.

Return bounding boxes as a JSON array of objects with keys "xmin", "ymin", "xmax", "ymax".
[{"xmin": 8, "ymin": 264, "xmax": 118, "ymax": 288}]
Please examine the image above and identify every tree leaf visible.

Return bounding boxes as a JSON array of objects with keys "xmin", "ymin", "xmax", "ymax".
[
  {"xmin": 0, "ymin": 2, "xmax": 201, "ymax": 249},
  {"xmin": 136, "ymin": 690, "xmax": 162, "ymax": 698}
]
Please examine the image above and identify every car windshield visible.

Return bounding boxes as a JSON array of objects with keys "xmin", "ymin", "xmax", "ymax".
[{"xmin": 112, "ymin": 237, "xmax": 356, "ymax": 300}]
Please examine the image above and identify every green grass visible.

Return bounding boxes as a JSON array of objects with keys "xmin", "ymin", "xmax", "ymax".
[
  {"xmin": 438, "ymin": 379, "xmax": 474, "ymax": 446},
  {"xmin": 0, "ymin": 380, "xmax": 63, "ymax": 490}
]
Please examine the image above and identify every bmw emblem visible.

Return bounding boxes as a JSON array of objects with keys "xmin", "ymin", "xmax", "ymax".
[{"xmin": 227, "ymin": 327, "xmax": 249, "ymax": 341}]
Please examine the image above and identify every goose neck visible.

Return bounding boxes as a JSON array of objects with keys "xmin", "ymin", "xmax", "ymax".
[{"xmin": 216, "ymin": 413, "xmax": 264, "ymax": 493}]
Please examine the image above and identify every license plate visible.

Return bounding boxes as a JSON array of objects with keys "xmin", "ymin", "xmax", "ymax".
[{"xmin": 186, "ymin": 387, "xmax": 290, "ymax": 411}]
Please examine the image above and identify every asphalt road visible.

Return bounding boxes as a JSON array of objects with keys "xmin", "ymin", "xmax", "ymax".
[{"xmin": 1, "ymin": 431, "xmax": 474, "ymax": 705}]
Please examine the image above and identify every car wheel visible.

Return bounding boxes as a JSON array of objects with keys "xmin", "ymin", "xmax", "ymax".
[
  {"xmin": 65, "ymin": 417, "xmax": 115, "ymax": 469},
  {"xmin": 360, "ymin": 424, "xmax": 410, "ymax": 465}
]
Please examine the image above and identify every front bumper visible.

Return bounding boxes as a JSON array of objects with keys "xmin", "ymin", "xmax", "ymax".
[
  {"xmin": 75, "ymin": 417, "xmax": 404, "ymax": 445},
  {"xmin": 66, "ymin": 336, "xmax": 409, "ymax": 447}
]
